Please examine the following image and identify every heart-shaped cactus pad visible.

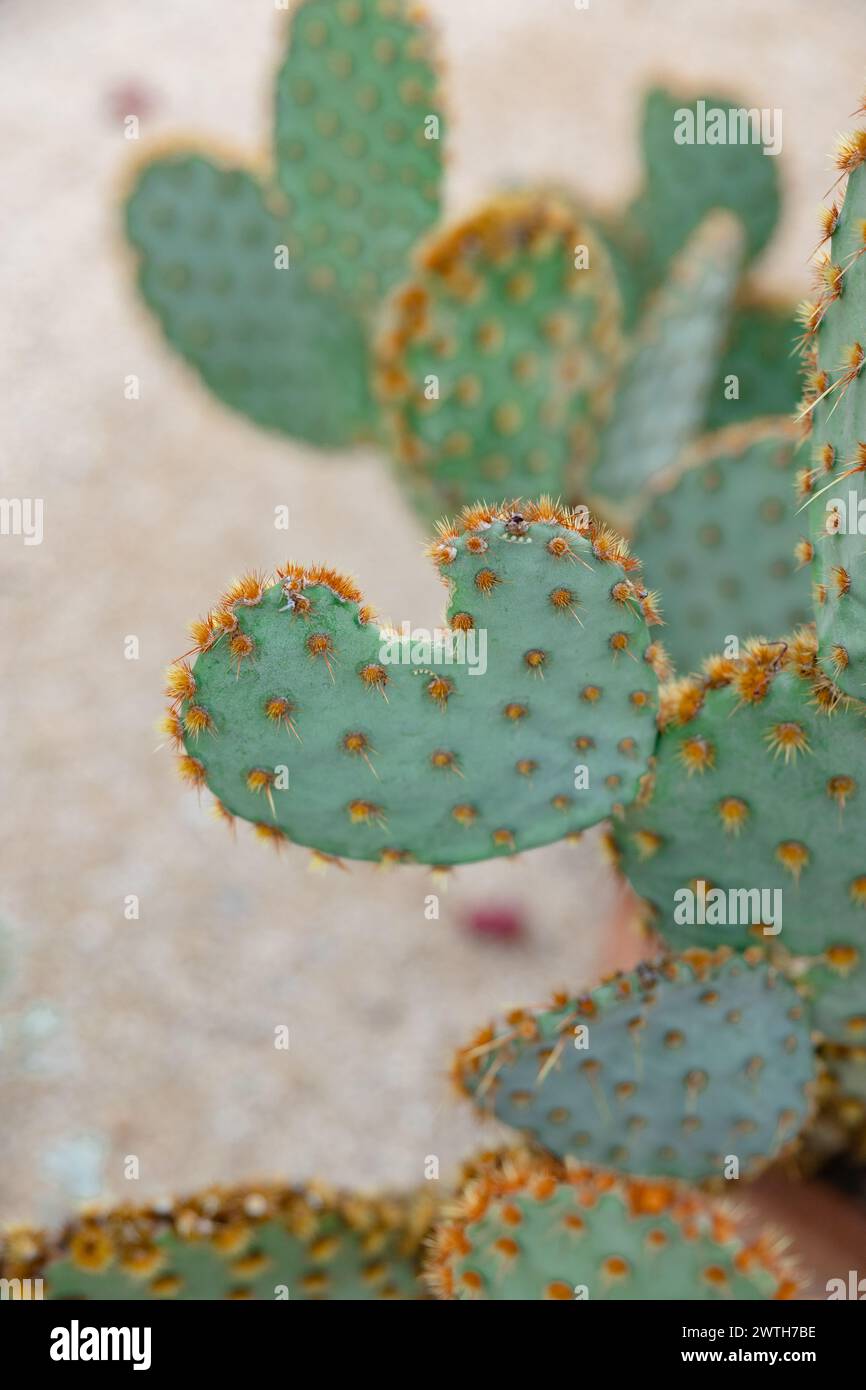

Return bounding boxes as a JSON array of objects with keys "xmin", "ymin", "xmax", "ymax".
[{"xmin": 166, "ymin": 501, "xmax": 666, "ymax": 866}]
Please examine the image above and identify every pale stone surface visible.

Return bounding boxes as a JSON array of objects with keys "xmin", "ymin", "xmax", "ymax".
[{"xmin": 1, "ymin": 0, "xmax": 864, "ymax": 1236}]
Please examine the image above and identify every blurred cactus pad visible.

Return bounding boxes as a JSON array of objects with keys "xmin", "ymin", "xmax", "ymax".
[
  {"xmin": 455, "ymin": 947, "xmax": 816, "ymax": 1183},
  {"xmin": 124, "ymin": 0, "xmax": 444, "ymax": 447},
  {"xmin": 375, "ymin": 192, "xmax": 624, "ymax": 518},
  {"xmin": 586, "ymin": 211, "xmax": 744, "ymax": 515},
  {"xmin": 166, "ymin": 500, "xmax": 668, "ymax": 865},
  {"xmin": 425, "ymin": 1153, "xmax": 800, "ymax": 1301},
  {"xmin": 633, "ymin": 420, "xmax": 811, "ymax": 671},
  {"xmin": 0, "ymin": 1181, "xmax": 435, "ymax": 1301},
  {"xmin": 599, "ymin": 88, "xmax": 799, "ymax": 443},
  {"xmin": 379, "ymin": 207, "xmax": 744, "ymax": 524},
  {"xmin": 601, "ymin": 88, "xmax": 781, "ymax": 324},
  {"xmin": 594, "ymin": 86, "xmax": 800, "ymax": 429}
]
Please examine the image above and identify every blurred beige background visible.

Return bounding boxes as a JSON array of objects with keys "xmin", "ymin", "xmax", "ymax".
[{"xmin": 2, "ymin": 0, "xmax": 866, "ymax": 1251}]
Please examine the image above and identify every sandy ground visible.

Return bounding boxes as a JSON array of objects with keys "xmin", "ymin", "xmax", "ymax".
[{"xmin": 2, "ymin": 0, "xmax": 866, "ymax": 1289}]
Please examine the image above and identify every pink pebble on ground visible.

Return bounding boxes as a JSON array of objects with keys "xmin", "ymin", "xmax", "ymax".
[
  {"xmin": 104, "ymin": 83, "xmax": 158, "ymax": 124},
  {"xmin": 464, "ymin": 905, "xmax": 527, "ymax": 942}
]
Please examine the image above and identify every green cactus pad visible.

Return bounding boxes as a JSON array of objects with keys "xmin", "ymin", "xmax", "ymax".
[
  {"xmin": 589, "ymin": 213, "xmax": 743, "ymax": 516},
  {"xmin": 124, "ymin": 0, "xmax": 444, "ymax": 446},
  {"xmin": 801, "ymin": 133, "xmax": 866, "ymax": 699},
  {"xmin": 703, "ymin": 299, "xmax": 801, "ymax": 432},
  {"xmin": 455, "ymin": 947, "xmax": 814, "ymax": 1182},
  {"xmin": 634, "ymin": 420, "xmax": 811, "ymax": 673},
  {"xmin": 125, "ymin": 156, "xmax": 374, "ymax": 446},
  {"xmin": 273, "ymin": 0, "xmax": 444, "ymax": 308},
  {"xmin": 374, "ymin": 193, "xmax": 623, "ymax": 520},
  {"xmin": 0, "ymin": 1182, "xmax": 434, "ymax": 1301},
  {"xmin": 426, "ymin": 1154, "xmax": 799, "ymax": 1300},
  {"xmin": 606, "ymin": 87, "xmax": 781, "ymax": 324},
  {"xmin": 611, "ymin": 633, "xmax": 866, "ymax": 1042},
  {"xmin": 167, "ymin": 501, "xmax": 664, "ymax": 866}
]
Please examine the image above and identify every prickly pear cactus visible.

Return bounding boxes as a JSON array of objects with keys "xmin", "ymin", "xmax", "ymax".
[
  {"xmin": 124, "ymin": 0, "xmax": 443, "ymax": 447},
  {"xmin": 610, "ymin": 631, "xmax": 866, "ymax": 1044},
  {"xmin": 589, "ymin": 212, "xmax": 743, "ymax": 516},
  {"xmin": 455, "ymin": 947, "xmax": 815, "ymax": 1183},
  {"xmin": 799, "ymin": 125, "xmax": 866, "ymax": 700},
  {"xmin": 634, "ymin": 420, "xmax": 810, "ymax": 672},
  {"xmin": 426, "ymin": 1153, "xmax": 799, "ymax": 1300},
  {"xmin": 603, "ymin": 87, "xmax": 781, "ymax": 326},
  {"xmin": 0, "ymin": 1182, "xmax": 435, "ymax": 1301},
  {"xmin": 166, "ymin": 501, "xmax": 665, "ymax": 865},
  {"xmin": 374, "ymin": 194, "xmax": 623, "ymax": 519}
]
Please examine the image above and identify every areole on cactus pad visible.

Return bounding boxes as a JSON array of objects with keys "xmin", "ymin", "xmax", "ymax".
[{"xmin": 165, "ymin": 500, "xmax": 666, "ymax": 866}]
